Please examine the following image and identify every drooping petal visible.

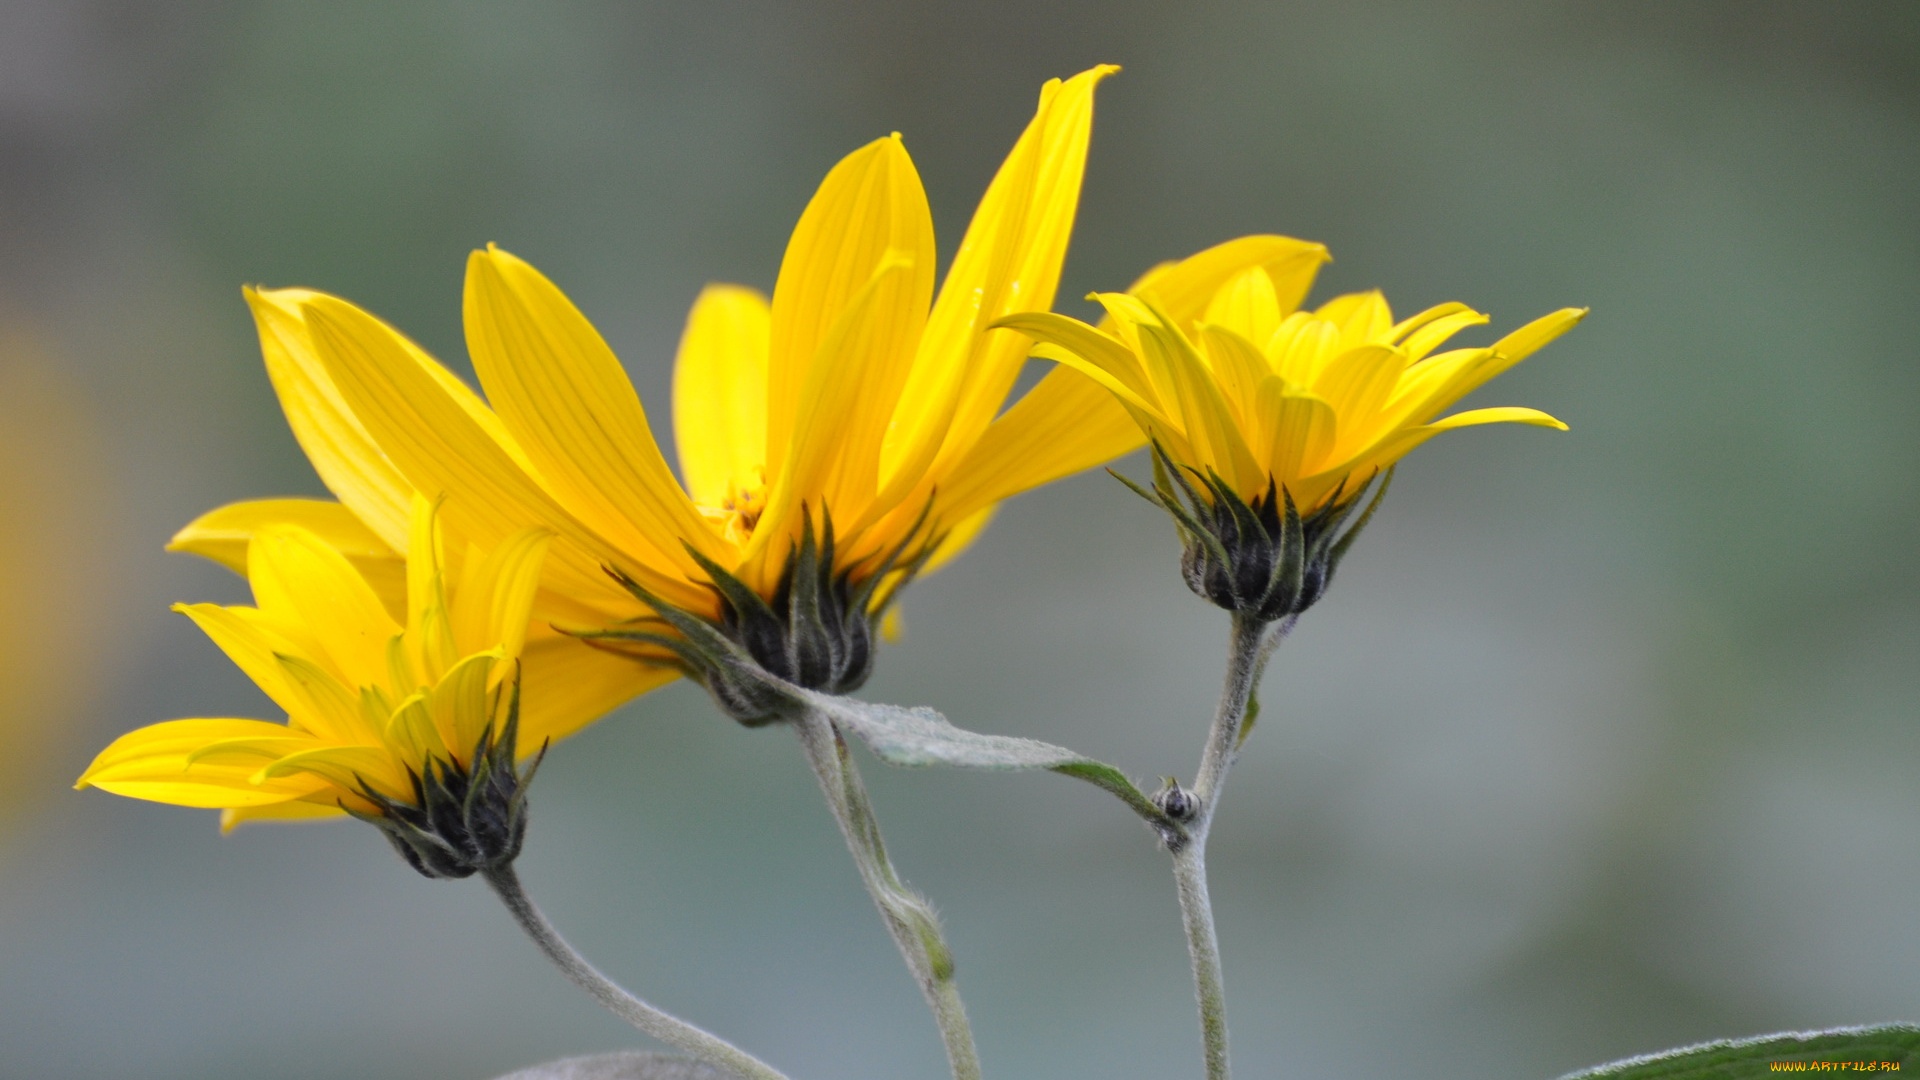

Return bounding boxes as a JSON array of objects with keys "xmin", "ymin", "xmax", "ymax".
[
  {"xmin": 993, "ymin": 312, "xmax": 1163, "ymax": 415},
  {"xmin": 765, "ymin": 135, "xmax": 936, "ymax": 483},
  {"xmin": 298, "ymin": 292, "xmax": 705, "ymax": 614},
  {"xmin": 464, "ymin": 247, "xmax": 727, "ymax": 572},
  {"xmin": 170, "ymin": 498, "xmax": 407, "ymax": 619},
  {"xmin": 76, "ymin": 718, "xmax": 332, "ymax": 808},
  {"xmin": 248, "ymin": 525, "xmax": 401, "ymax": 691},
  {"xmin": 247, "ymin": 288, "xmax": 414, "ymax": 550},
  {"xmin": 672, "ymin": 285, "xmax": 771, "ymax": 508}
]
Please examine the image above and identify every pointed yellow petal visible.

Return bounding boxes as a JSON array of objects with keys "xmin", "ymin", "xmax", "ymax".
[
  {"xmin": 936, "ymin": 363, "xmax": 1145, "ymax": 522},
  {"xmin": 920, "ymin": 505, "xmax": 997, "ymax": 577},
  {"xmin": 1397, "ymin": 306, "xmax": 1488, "ymax": 361},
  {"xmin": 384, "ymin": 691, "xmax": 449, "ymax": 773},
  {"xmin": 174, "ymin": 602, "xmax": 310, "ymax": 720},
  {"xmin": 1311, "ymin": 406, "xmax": 1569, "ymax": 489},
  {"xmin": 993, "ymin": 312, "xmax": 1163, "ymax": 416},
  {"xmin": 1135, "ymin": 317, "xmax": 1263, "ymax": 496},
  {"xmin": 169, "ymin": 498, "xmax": 395, "ymax": 572},
  {"xmin": 882, "ymin": 65, "xmax": 1116, "ymax": 496},
  {"xmin": 248, "ymin": 525, "xmax": 401, "ymax": 690},
  {"xmin": 247, "ymin": 288, "xmax": 414, "ymax": 550},
  {"xmin": 672, "ymin": 285, "xmax": 771, "ymax": 508},
  {"xmin": 77, "ymin": 718, "xmax": 331, "ymax": 807},
  {"xmin": 765, "ymin": 135, "xmax": 936, "ymax": 482},
  {"xmin": 464, "ymin": 247, "xmax": 725, "ymax": 571},
  {"xmin": 298, "ymin": 292, "xmax": 705, "ymax": 614}
]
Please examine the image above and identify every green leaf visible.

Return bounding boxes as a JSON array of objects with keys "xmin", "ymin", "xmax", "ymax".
[
  {"xmin": 1561, "ymin": 1025, "xmax": 1920, "ymax": 1079},
  {"xmin": 803, "ymin": 691, "xmax": 1185, "ymax": 839},
  {"xmin": 490, "ymin": 1051, "xmax": 738, "ymax": 1079}
]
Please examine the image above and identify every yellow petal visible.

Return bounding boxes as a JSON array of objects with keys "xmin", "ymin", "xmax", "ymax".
[
  {"xmin": 1315, "ymin": 291, "xmax": 1393, "ymax": 346},
  {"xmin": 1133, "ymin": 312, "xmax": 1263, "ymax": 496},
  {"xmin": 220, "ymin": 799, "xmax": 348, "ymax": 831},
  {"xmin": 174, "ymin": 602, "xmax": 310, "ymax": 720},
  {"xmin": 671, "ymin": 285, "xmax": 771, "ymax": 508},
  {"xmin": 754, "ymin": 252, "xmax": 924, "ymax": 564},
  {"xmin": 1313, "ymin": 344, "xmax": 1407, "ymax": 447},
  {"xmin": 246, "ymin": 288, "xmax": 413, "ymax": 550},
  {"xmin": 1202, "ymin": 267, "xmax": 1283, "ymax": 347},
  {"xmin": 423, "ymin": 650, "xmax": 502, "ymax": 764},
  {"xmin": 249, "ymin": 524, "xmax": 401, "ymax": 690},
  {"xmin": 765, "ymin": 135, "xmax": 936, "ymax": 484},
  {"xmin": 1252, "ymin": 378, "xmax": 1337, "ymax": 483},
  {"xmin": 170, "ymin": 498, "xmax": 407, "ymax": 620},
  {"xmin": 1132, "ymin": 236, "xmax": 1330, "ymax": 328},
  {"xmin": 1313, "ymin": 405, "xmax": 1568, "ymax": 487},
  {"xmin": 298, "ymin": 292, "xmax": 704, "ymax": 614},
  {"xmin": 255, "ymin": 744, "xmax": 406, "ymax": 800},
  {"xmin": 270, "ymin": 654, "xmax": 377, "ymax": 749},
  {"xmin": 993, "ymin": 312, "xmax": 1163, "ymax": 416},
  {"xmin": 1196, "ymin": 324, "xmax": 1274, "ymax": 427},
  {"xmin": 919, "ymin": 505, "xmax": 996, "ymax": 578},
  {"xmin": 77, "ymin": 718, "xmax": 331, "ymax": 808},
  {"xmin": 1397, "ymin": 306, "xmax": 1489, "ymax": 362},
  {"xmin": 882, "ymin": 65, "xmax": 1116, "ymax": 497},
  {"xmin": 464, "ymin": 247, "xmax": 726, "ymax": 572},
  {"xmin": 516, "ymin": 634, "xmax": 679, "ymax": 747},
  {"xmin": 169, "ymin": 498, "xmax": 395, "ymax": 572},
  {"xmin": 452, "ymin": 527, "xmax": 551, "ymax": 662},
  {"xmin": 936, "ymin": 363, "xmax": 1145, "ymax": 522}
]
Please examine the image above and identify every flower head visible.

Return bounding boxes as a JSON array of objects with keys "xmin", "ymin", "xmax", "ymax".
[
  {"xmin": 79, "ymin": 500, "xmax": 555, "ymax": 874},
  {"xmin": 1000, "ymin": 238, "xmax": 1586, "ymax": 619},
  {"xmin": 175, "ymin": 66, "xmax": 1151, "ymax": 720}
]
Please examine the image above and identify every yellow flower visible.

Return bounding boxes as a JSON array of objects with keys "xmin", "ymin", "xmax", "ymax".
[
  {"xmin": 170, "ymin": 65, "xmax": 1175, "ymax": 715},
  {"xmin": 78, "ymin": 498, "xmax": 552, "ymax": 856},
  {"xmin": 999, "ymin": 239, "xmax": 1585, "ymax": 618}
]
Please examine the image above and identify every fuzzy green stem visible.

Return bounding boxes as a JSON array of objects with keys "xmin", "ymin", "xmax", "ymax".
[
  {"xmin": 1173, "ymin": 612, "xmax": 1272, "ymax": 1080},
  {"xmin": 792, "ymin": 708, "xmax": 982, "ymax": 1080},
  {"xmin": 484, "ymin": 864, "xmax": 793, "ymax": 1080}
]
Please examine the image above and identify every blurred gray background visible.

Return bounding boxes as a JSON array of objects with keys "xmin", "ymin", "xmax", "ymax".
[{"xmin": 3, "ymin": 1, "xmax": 1918, "ymax": 1077}]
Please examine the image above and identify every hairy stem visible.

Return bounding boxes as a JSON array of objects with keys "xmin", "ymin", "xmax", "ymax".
[
  {"xmin": 792, "ymin": 708, "xmax": 982, "ymax": 1080},
  {"xmin": 484, "ymin": 864, "xmax": 793, "ymax": 1080},
  {"xmin": 1173, "ymin": 612, "xmax": 1274, "ymax": 1080}
]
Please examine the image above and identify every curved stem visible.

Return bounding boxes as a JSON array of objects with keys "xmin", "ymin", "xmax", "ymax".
[
  {"xmin": 792, "ymin": 708, "xmax": 983, "ymax": 1080},
  {"xmin": 1172, "ymin": 611, "xmax": 1274, "ymax": 1080},
  {"xmin": 483, "ymin": 864, "xmax": 794, "ymax": 1080}
]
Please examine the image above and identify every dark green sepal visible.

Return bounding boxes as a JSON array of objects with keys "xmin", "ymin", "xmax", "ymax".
[
  {"xmin": 581, "ymin": 504, "xmax": 937, "ymax": 726},
  {"xmin": 348, "ymin": 674, "xmax": 546, "ymax": 881},
  {"xmin": 1121, "ymin": 442, "xmax": 1394, "ymax": 623}
]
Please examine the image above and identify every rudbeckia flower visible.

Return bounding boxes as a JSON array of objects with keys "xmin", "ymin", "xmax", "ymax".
[
  {"xmin": 171, "ymin": 65, "xmax": 1175, "ymax": 720},
  {"xmin": 79, "ymin": 500, "xmax": 553, "ymax": 873},
  {"xmin": 999, "ymin": 240, "xmax": 1586, "ymax": 620}
]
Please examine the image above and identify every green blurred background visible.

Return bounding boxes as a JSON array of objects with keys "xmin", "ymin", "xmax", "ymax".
[{"xmin": 4, "ymin": 2, "xmax": 1918, "ymax": 1077}]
